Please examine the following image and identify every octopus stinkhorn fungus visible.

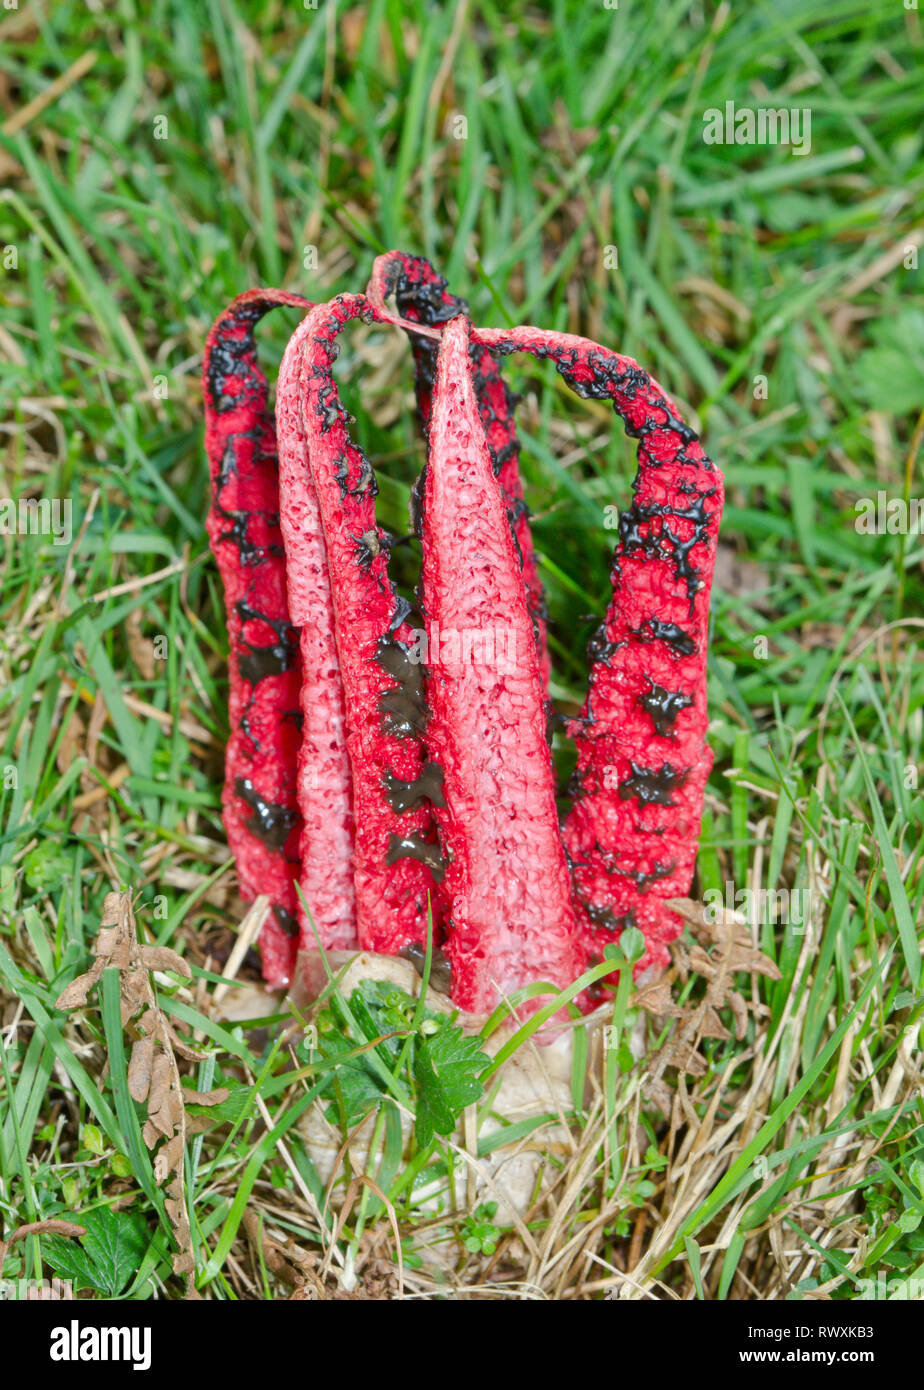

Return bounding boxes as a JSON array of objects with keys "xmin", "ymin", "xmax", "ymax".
[{"xmin": 203, "ymin": 253, "xmax": 723, "ymax": 1011}]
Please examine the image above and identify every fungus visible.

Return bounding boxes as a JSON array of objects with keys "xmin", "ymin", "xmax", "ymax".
[{"xmin": 203, "ymin": 257, "xmax": 722, "ymax": 1009}]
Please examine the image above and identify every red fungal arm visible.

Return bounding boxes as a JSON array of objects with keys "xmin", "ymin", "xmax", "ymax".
[
  {"xmin": 289, "ymin": 296, "xmax": 445, "ymax": 956},
  {"xmin": 203, "ymin": 290, "xmax": 312, "ymax": 986},
  {"xmin": 366, "ymin": 252, "xmax": 551, "ymax": 688},
  {"xmin": 421, "ymin": 316, "xmax": 585, "ymax": 1012},
  {"xmin": 475, "ymin": 325, "xmax": 723, "ymax": 976},
  {"xmin": 276, "ymin": 319, "xmax": 357, "ymax": 951},
  {"xmin": 365, "ymin": 253, "xmax": 461, "ymax": 422}
]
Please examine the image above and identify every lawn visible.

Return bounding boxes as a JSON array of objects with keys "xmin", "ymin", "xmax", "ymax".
[{"xmin": 0, "ymin": 0, "xmax": 922, "ymax": 1301}]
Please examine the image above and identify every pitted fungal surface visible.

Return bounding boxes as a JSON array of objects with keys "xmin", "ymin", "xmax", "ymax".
[
  {"xmin": 203, "ymin": 255, "xmax": 723, "ymax": 1010},
  {"xmin": 279, "ymin": 295, "xmax": 446, "ymax": 958},
  {"xmin": 203, "ymin": 289, "xmax": 312, "ymax": 987},
  {"xmin": 416, "ymin": 316, "xmax": 583, "ymax": 1012}
]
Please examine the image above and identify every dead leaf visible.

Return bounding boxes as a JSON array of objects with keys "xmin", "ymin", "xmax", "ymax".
[
  {"xmin": 126, "ymin": 609, "xmax": 156, "ymax": 681},
  {"xmin": 727, "ymin": 989, "xmax": 749, "ymax": 1041},
  {"xmin": 0, "ymin": 1219, "xmax": 86, "ymax": 1271},
  {"xmin": 140, "ymin": 945, "xmax": 192, "ymax": 977},
  {"xmin": 183, "ymin": 1088, "xmax": 229, "ymax": 1106},
  {"xmin": 85, "ymin": 688, "xmax": 109, "ymax": 768},
  {"xmin": 643, "ymin": 895, "xmax": 782, "ymax": 1096},
  {"xmin": 127, "ymin": 1034, "xmax": 154, "ymax": 1102},
  {"xmin": 632, "ymin": 976, "xmax": 686, "ymax": 1021},
  {"xmin": 698, "ymin": 1005, "xmax": 731, "ymax": 1041},
  {"xmin": 54, "ymin": 891, "xmax": 203, "ymax": 1291},
  {"xmin": 658, "ymin": 1042, "xmax": 708, "ymax": 1077},
  {"xmin": 55, "ymin": 707, "xmax": 84, "ymax": 777}
]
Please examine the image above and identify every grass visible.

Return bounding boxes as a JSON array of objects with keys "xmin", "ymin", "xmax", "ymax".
[{"xmin": 0, "ymin": 0, "xmax": 923, "ymax": 1300}]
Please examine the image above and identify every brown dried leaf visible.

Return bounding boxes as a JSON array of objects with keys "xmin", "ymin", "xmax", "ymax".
[
  {"xmin": 53, "ymin": 890, "xmax": 201, "ymax": 1290},
  {"xmin": 85, "ymin": 689, "xmax": 109, "ymax": 768},
  {"xmin": 658, "ymin": 1041, "xmax": 708, "ymax": 1077},
  {"xmin": 697, "ymin": 1005, "xmax": 731, "ymax": 1041},
  {"xmin": 632, "ymin": 977, "xmax": 687, "ymax": 1021},
  {"xmin": 644, "ymin": 895, "xmax": 782, "ymax": 1100},
  {"xmin": 0, "ymin": 1219, "xmax": 86, "ymax": 1271},
  {"xmin": 54, "ymin": 965, "xmax": 102, "ymax": 1011},
  {"xmin": 664, "ymin": 896, "xmax": 716, "ymax": 928},
  {"xmin": 159, "ymin": 1015, "xmax": 204, "ymax": 1063},
  {"xmin": 146, "ymin": 1051, "xmax": 181, "ymax": 1140},
  {"xmin": 183, "ymin": 1088, "xmax": 230, "ymax": 1107},
  {"xmin": 55, "ymin": 707, "xmax": 84, "ymax": 777},
  {"xmin": 242, "ymin": 1211, "xmax": 303, "ymax": 1288},
  {"xmin": 726, "ymin": 943, "xmax": 782, "ymax": 981},
  {"xmin": 127, "ymin": 1034, "xmax": 154, "ymax": 1103},
  {"xmin": 727, "ymin": 989, "xmax": 750, "ymax": 1041},
  {"xmin": 688, "ymin": 943, "xmax": 717, "ymax": 978},
  {"xmin": 126, "ymin": 609, "xmax": 156, "ymax": 681},
  {"xmin": 140, "ymin": 945, "xmax": 192, "ymax": 978},
  {"xmin": 184, "ymin": 1100, "xmax": 237, "ymax": 1137}
]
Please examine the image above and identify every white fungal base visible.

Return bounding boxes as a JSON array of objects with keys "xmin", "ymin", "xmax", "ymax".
[{"xmin": 216, "ymin": 951, "xmax": 612, "ymax": 1237}]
